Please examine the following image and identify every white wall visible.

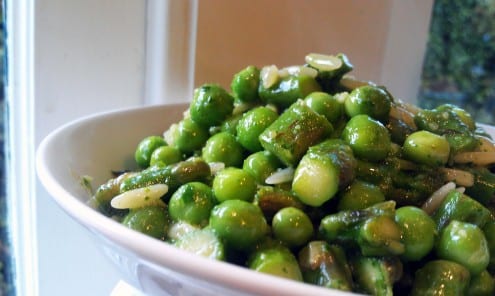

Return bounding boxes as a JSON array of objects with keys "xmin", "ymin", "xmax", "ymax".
[
  {"xmin": 381, "ymin": 1, "xmax": 434, "ymax": 103},
  {"xmin": 194, "ymin": 0, "xmax": 433, "ymax": 102},
  {"xmin": 33, "ymin": 1, "xmax": 432, "ymax": 295},
  {"xmin": 35, "ymin": 1, "xmax": 145, "ymax": 295}
]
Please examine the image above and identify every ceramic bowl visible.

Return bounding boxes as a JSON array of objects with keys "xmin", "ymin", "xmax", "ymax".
[{"xmin": 36, "ymin": 103, "xmax": 362, "ymax": 296}]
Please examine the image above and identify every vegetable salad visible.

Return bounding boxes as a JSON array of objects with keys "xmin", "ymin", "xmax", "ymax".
[{"xmin": 91, "ymin": 53, "xmax": 495, "ymax": 295}]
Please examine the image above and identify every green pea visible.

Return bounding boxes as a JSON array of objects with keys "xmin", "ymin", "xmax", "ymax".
[
  {"xmin": 212, "ymin": 167, "xmax": 257, "ymax": 202},
  {"xmin": 243, "ymin": 151, "xmax": 282, "ymax": 184},
  {"xmin": 468, "ymin": 269, "xmax": 495, "ymax": 296},
  {"xmin": 209, "ymin": 199, "xmax": 268, "ymax": 250},
  {"xmin": 190, "ymin": 84, "xmax": 235, "ymax": 127},
  {"xmin": 134, "ymin": 136, "xmax": 167, "ymax": 168},
  {"xmin": 272, "ymin": 207, "xmax": 314, "ymax": 248},
  {"xmin": 168, "ymin": 182, "xmax": 216, "ymax": 227},
  {"xmin": 342, "ymin": 114, "xmax": 391, "ymax": 162},
  {"xmin": 411, "ymin": 260, "xmax": 470, "ymax": 296},
  {"xmin": 248, "ymin": 244, "xmax": 303, "ymax": 281},
  {"xmin": 167, "ymin": 118, "xmax": 209, "ymax": 154},
  {"xmin": 304, "ymin": 91, "xmax": 343, "ymax": 123},
  {"xmin": 344, "ymin": 85, "xmax": 392, "ymax": 122},
  {"xmin": 414, "ymin": 106, "xmax": 478, "ymax": 154},
  {"xmin": 202, "ymin": 132, "xmax": 244, "ymax": 167},
  {"xmin": 122, "ymin": 205, "xmax": 170, "ymax": 240},
  {"xmin": 149, "ymin": 145, "xmax": 182, "ymax": 167},
  {"xmin": 436, "ymin": 220, "xmax": 490, "ymax": 275},
  {"xmin": 437, "ymin": 104, "xmax": 476, "ymax": 131},
  {"xmin": 231, "ymin": 65, "xmax": 261, "ymax": 103},
  {"xmin": 236, "ymin": 106, "xmax": 278, "ymax": 152},
  {"xmin": 402, "ymin": 130, "xmax": 450, "ymax": 166},
  {"xmin": 395, "ymin": 206, "xmax": 436, "ymax": 261},
  {"xmin": 337, "ymin": 180, "xmax": 385, "ymax": 211}
]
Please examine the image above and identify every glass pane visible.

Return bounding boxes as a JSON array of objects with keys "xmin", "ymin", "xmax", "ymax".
[
  {"xmin": 0, "ymin": 1, "xmax": 14, "ymax": 295},
  {"xmin": 418, "ymin": 0, "xmax": 495, "ymax": 125}
]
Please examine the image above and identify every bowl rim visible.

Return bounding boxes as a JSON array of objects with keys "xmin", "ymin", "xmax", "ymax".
[{"xmin": 35, "ymin": 103, "xmax": 358, "ymax": 296}]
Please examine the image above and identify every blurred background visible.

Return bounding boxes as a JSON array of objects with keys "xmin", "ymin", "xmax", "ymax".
[
  {"xmin": 418, "ymin": 0, "xmax": 495, "ymax": 125},
  {"xmin": 1, "ymin": 0, "xmax": 494, "ymax": 295}
]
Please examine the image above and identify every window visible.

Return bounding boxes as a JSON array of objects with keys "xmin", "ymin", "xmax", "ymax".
[
  {"xmin": 419, "ymin": 0, "xmax": 495, "ymax": 125},
  {"xmin": 0, "ymin": 1, "xmax": 14, "ymax": 295}
]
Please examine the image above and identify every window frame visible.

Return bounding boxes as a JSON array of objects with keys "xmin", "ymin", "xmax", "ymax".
[{"xmin": 6, "ymin": 0, "xmax": 38, "ymax": 295}]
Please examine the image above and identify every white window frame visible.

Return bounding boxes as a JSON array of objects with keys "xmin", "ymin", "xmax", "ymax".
[{"xmin": 6, "ymin": 0, "xmax": 38, "ymax": 295}]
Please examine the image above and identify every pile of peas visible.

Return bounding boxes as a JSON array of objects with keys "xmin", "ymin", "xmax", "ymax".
[{"xmin": 92, "ymin": 53, "xmax": 495, "ymax": 295}]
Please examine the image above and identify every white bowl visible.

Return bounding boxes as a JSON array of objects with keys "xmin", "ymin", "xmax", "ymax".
[{"xmin": 36, "ymin": 103, "xmax": 361, "ymax": 296}]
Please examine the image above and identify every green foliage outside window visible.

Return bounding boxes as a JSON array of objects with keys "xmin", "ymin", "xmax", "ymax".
[
  {"xmin": 419, "ymin": 0, "xmax": 495, "ymax": 125},
  {"xmin": 0, "ymin": 2, "xmax": 13, "ymax": 296}
]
